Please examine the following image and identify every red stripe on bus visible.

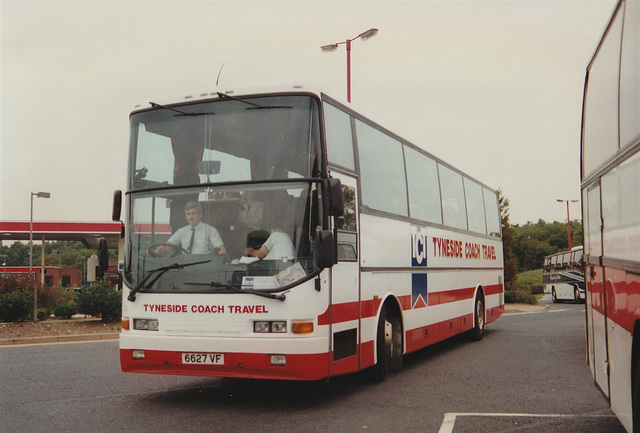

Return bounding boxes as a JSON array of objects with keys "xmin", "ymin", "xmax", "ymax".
[
  {"xmin": 319, "ymin": 283, "xmax": 503, "ymax": 324},
  {"xmin": 428, "ymin": 288, "xmax": 476, "ymax": 306},
  {"xmin": 588, "ymin": 267, "xmax": 640, "ymax": 334}
]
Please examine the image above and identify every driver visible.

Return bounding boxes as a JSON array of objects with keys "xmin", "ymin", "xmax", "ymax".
[{"xmin": 158, "ymin": 201, "xmax": 227, "ymax": 255}]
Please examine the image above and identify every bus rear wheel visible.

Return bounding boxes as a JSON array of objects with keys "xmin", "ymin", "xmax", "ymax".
[
  {"xmin": 574, "ymin": 287, "xmax": 581, "ymax": 304},
  {"xmin": 369, "ymin": 306, "xmax": 402, "ymax": 382},
  {"xmin": 469, "ymin": 293, "xmax": 485, "ymax": 341}
]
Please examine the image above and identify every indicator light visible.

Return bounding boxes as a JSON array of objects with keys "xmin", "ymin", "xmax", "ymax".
[{"xmin": 291, "ymin": 321, "xmax": 314, "ymax": 334}]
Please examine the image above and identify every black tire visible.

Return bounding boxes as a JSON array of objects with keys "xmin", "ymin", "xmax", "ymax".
[
  {"xmin": 552, "ymin": 288, "xmax": 558, "ymax": 303},
  {"xmin": 574, "ymin": 287, "xmax": 581, "ymax": 304},
  {"xmin": 469, "ymin": 294, "xmax": 485, "ymax": 341},
  {"xmin": 369, "ymin": 306, "xmax": 403, "ymax": 382}
]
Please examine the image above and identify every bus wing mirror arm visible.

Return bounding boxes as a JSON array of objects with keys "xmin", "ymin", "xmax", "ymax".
[
  {"xmin": 324, "ymin": 178, "xmax": 344, "ymax": 217},
  {"xmin": 112, "ymin": 190, "xmax": 125, "ymax": 238},
  {"xmin": 314, "ymin": 230, "xmax": 337, "ymax": 269}
]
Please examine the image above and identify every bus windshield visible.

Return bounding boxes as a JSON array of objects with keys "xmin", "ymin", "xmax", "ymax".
[{"xmin": 124, "ymin": 95, "xmax": 322, "ymax": 295}]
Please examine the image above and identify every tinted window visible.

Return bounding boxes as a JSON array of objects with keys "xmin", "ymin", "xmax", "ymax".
[
  {"xmin": 356, "ymin": 120, "xmax": 408, "ymax": 216},
  {"xmin": 324, "ymin": 103, "xmax": 355, "ymax": 170},
  {"xmin": 404, "ymin": 146, "xmax": 442, "ymax": 224},
  {"xmin": 464, "ymin": 178, "xmax": 486, "ymax": 234},
  {"xmin": 582, "ymin": 10, "xmax": 623, "ymax": 177},
  {"xmin": 439, "ymin": 164, "xmax": 467, "ymax": 230},
  {"xmin": 483, "ymin": 188, "xmax": 501, "ymax": 237}
]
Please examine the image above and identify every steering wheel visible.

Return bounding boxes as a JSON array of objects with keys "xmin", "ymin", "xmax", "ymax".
[{"xmin": 147, "ymin": 243, "xmax": 190, "ymax": 258}]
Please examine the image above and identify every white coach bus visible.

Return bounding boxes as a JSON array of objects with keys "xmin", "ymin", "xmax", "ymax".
[
  {"xmin": 112, "ymin": 85, "xmax": 504, "ymax": 381},
  {"xmin": 543, "ymin": 246, "xmax": 585, "ymax": 303},
  {"xmin": 581, "ymin": 0, "xmax": 640, "ymax": 431}
]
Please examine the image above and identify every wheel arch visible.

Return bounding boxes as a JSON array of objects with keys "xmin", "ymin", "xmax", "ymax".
[{"xmin": 374, "ymin": 294, "xmax": 404, "ymax": 350}]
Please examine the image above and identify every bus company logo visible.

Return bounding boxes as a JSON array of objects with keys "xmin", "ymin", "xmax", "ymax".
[
  {"xmin": 411, "ymin": 230, "xmax": 428, "ymax": 267},
  {"xmin": 412, "ymin": 273, "xmax": 428, "ymax": 309}
]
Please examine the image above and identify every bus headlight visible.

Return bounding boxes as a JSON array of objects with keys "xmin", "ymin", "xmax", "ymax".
[
  {"xmin": 271, "ymin": 321, "xmax": 287, "ymax": 333},
  {"xmin": 133, "ymin": 318, "xmax": 159, "ymax": 331},
  {"xmin": 253, "ymin": 321, "xmax": 287, "ymax": 333},
  {"xmin": 254, "ymin": 321, "xmax": 271, "ymax": 333}
]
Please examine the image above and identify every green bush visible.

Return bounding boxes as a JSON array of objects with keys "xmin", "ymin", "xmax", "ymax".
[
  {"xmin": 0, "ymin": 289, "xmax": 33, "ymax": 322},
  {"xmin": 76, "ymin": 279, "xmax": 121, "ymax": 322},
  {"xmin": 504, "ymin": 289, "xmax": 538, "ymax": 305},
  {"xmin": 37, "ymin": 308, "xmax": 49, "ymax": 321},
  {"xmin": 54, "ymin": 300, "xmax": 77, "ymax": 319},
  {"xmin": 530, "ymin": 285, "xmax": 544, "ymax": 295}
]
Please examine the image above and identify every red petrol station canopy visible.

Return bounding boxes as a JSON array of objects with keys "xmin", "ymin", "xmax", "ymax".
[{"xmin": 0, "ymin": 221, "xmax": 123, "ymax": 249}]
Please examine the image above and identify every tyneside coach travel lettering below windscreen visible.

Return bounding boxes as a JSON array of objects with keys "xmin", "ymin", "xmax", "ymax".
[{"xmin": 118, "ymin": 88, "xmax": 504, "ymax": 382}]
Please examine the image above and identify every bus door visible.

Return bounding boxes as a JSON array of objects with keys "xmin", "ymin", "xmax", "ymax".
[
  {"xmin": 585, "ymin": 183, "xmax": 610, "ymax": 398},
  {"xmin": 328, "ymin": 173, "xmax": 361, "ymax": 375}
]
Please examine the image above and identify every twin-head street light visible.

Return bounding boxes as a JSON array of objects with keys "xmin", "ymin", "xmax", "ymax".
[
  {"xmin": 321, "ymin": 28, "xmax": 378, "ymax": 103},
  {"xmin": 557, "ymin": 199, "xmax": 579, "ymax": 250},
  {"xmin": 30, "ymin": 191, "xmax": 50, "ymax": 322}
]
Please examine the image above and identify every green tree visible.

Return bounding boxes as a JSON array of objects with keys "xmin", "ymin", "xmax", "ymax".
[
  {"xmin": 498, "ymin": 190, "xmax": 518, "ymax": 291},
  {"xmin": 512, "ymin": 219, "xmax": 583, "ymax": 270}
]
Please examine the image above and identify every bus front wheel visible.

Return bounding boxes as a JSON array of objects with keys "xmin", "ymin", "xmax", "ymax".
[{"xmin": 369, "ymin": 306, "xmax": 402, "ymax": 381}]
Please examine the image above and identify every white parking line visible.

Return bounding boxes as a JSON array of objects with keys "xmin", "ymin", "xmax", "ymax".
[{"xmin": 438, "ymin": 412, "xmax": 617, "ymax": 433}]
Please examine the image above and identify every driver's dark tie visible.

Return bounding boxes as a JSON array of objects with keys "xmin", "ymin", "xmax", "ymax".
[{"xmin": 187, "ymin": 228, "xmax": 195, "ymax": 253}]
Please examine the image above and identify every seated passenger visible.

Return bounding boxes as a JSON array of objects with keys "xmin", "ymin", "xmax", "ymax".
[
  {"xmin": 239, "ymin": 191, "xmax": 265, "ymax": 231},
  {"xmin": 246, "ymin": 223, "xmax": 295, "ymax": 261}
]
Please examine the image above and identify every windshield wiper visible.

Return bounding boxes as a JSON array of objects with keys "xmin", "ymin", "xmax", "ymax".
[
  {"xmin": 187, "ymin": 281, "xmax": 286, "ymax": 301},
  {"xmin": 128, "ymin": 259, "xmax": 211, "ymax": 301},
  {"xmin": 149, "ymin": 102, "xmax": 215, "ymax": 116},
  {"xmin": 216, "ymin": 92, "xmax": 292, "ymax": 110}
]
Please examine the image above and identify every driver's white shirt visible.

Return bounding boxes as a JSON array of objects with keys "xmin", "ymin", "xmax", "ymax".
[{"xmin": 167, "ymin": 222, "xmax": 224, "ymax": 254}]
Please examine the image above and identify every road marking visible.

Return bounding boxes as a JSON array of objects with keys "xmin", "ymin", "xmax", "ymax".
[{"xmin": 438, "ymin": 412, "xmax": 617, "ymax": 433}]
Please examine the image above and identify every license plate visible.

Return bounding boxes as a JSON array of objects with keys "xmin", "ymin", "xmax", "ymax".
[{"xmin": 182, "ymin": 353, "xmax": 224, "ymax": 365}]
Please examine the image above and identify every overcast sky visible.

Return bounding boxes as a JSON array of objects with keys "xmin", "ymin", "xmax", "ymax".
[{"xmin": 1, "ymin": 0, "xmax": 617, "ymax": 227}]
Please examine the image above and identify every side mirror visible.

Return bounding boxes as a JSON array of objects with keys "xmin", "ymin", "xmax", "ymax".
[
  {"xmin": 112, "ymin": 190, "xmax": 122, "ymax": 222},
  {"xmin": 324, "ymin": 178, "xmax": 344, "ymax": 216},
  {"xmin": 97, "ymin": 238, "xmax": 109, "ymax": 275},
  {"xmin": 314, "ymin": 230, "xmax": 337, "ymax": 269}
]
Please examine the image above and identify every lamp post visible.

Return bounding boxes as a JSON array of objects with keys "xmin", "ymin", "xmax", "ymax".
[
  {"xmin": 557, "ymin": 199, "xmax": 578, "ymax": 250},
  {"xmin": 321, "ymin": 28, "xmax": 378, "ymax": 103},
  {"xmin": 30, "ymin": 191, "xmax": 50, "ymax": 322}
]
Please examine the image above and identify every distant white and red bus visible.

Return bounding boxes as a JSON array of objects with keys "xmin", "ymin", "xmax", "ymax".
[
  {"xmin": 114, "ymin": 85, "xmax": 504, "ymax": 381},
  {"xmin": 581, "ymin": 0, "xmax": 640, "ymax": 431},
  {"xmin": 542, "ymin": 247, "xmax": 585, "ymax": 303}
]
